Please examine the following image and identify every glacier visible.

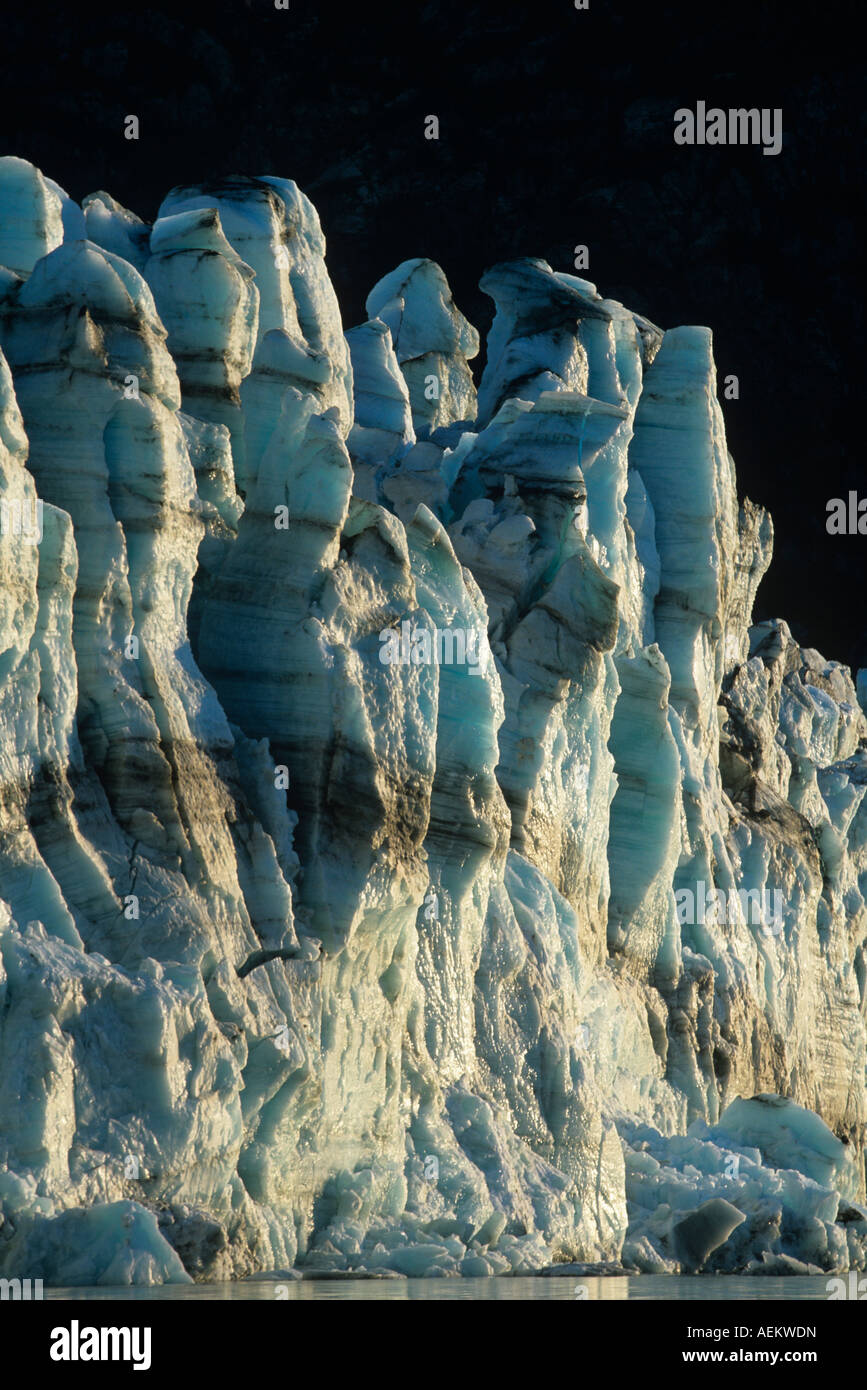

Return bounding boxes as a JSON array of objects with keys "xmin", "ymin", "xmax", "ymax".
[{"xmin": 0, "ymin": 153, "xmax": 865, "ymax": 1284}]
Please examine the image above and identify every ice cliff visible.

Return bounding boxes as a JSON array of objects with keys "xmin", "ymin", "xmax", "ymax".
[{"xmin": 1, "ymin": 155, "xmax": 865, "ymax": 1284}]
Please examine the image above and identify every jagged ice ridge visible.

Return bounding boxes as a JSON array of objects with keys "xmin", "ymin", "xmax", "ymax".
[{"xmin": 0, "ymin": 155, "xmax": 866, "ymax": 1284}]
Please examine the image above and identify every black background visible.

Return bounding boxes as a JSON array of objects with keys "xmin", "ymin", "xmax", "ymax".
[{"xmin": 2, "ymin": 0, "xmax": 863, "ymax": 671}]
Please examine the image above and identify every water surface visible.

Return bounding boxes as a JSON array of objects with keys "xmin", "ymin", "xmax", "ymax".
[{"xmin": 44, "ymin": 1275, "xmax": 834, "ymax": 1301}]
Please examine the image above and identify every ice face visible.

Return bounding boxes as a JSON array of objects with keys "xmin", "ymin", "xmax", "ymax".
[
  {"xmin": 366, "ymin": 258, "xmax": 478, "ymax": 436},
  {"xmin": 0, "ymin": 156, "xmax": 866, "ymax": 1284},
  {"xmin": 158, "ymin": 176, "xmax": 353, "ymax": 434},
  {"xmin": 344, "ymin": 317, "xmax": 414, "ymax": 480},
  {"xmin": 145, "ymin": 207, "xmax": 259, "ymax": 487},
  {"xmin": 0, "ymin": 156, "xmax": 65, "ymax": 277},
  {"xmin": 82, "ymin": 191, "xmax": 152, "ymax": 274}
]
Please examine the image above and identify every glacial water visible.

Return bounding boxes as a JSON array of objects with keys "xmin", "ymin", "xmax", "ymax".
[{"xmin": 43, "ymin": 1276, "xmax": 837, "ymax": 1301}]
